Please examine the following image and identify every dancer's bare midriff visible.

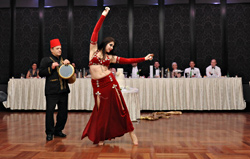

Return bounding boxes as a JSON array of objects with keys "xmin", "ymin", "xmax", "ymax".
[{"xmin": 90, "ymin": 65, "xmax": 111, "ymax": 80}]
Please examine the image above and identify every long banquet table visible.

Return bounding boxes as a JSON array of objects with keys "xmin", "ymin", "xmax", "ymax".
[{"xmin": 3, "ymin": 77, "xmax": 246, "ymax": 111}]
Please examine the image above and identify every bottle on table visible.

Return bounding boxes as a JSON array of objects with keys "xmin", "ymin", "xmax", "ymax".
[
  {"xmin": 83, "ymin": 68, "xmax": 85, "ymax": 78},
  {"xmin": 167, "ymin": 68, "xmax": 170, "ymax": 78},
  {"xmin": 161, "ymin": 67, "xmax": 164, "ymax": 78},
  {"xmin": 150, "ymin": 65, "xmax": 153, "ymax": 78},
  {"xmin": 78, "ymin": 69, "xmax": 82, "ymax": 78}
]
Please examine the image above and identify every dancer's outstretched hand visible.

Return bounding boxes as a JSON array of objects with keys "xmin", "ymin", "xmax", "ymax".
[
  {"xmin": 102, "ymin": 7, "xmax": 110, "ymax": 16},
  {"xmin": 145, "ymin": 54, "xmax": 154, "ymax": 61}
]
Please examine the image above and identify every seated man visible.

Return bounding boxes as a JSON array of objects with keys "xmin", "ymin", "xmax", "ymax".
[
  {"xmin": 206, "ymin": 59, "xmax": 221, "ymax": 78},
  {"xmin": 153, "ymin": 61, "xmax": 161, "ymax": 78},
  {"xmin": 184, "ymin": 61, "xmax": 201, "ymax": 78},
  {"xmin": 138, "ymin": 62, "xmax": 150, "ymax": 78},
  {"xmin": 131, "ymin": 63, "xmax": 139, "ymax": 78}
]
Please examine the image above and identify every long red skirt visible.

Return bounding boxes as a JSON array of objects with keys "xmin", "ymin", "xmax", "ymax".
[{"xmin": 81, "ymin": 73, "xmax": 134, "ymax": 144}]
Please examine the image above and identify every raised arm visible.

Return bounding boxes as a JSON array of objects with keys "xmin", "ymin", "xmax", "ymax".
[
  {"xmin": 89, "ymin": 7, "xmax": 110, "ymax": 61},
  {"xmin": 110, "ymin": 54, "xmax": 154, "ymax": 64}
]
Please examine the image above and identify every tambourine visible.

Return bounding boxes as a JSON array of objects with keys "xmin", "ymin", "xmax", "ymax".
[{"xmin": 58, "ymin": 64, "xmax": 76, "ymax": 84}]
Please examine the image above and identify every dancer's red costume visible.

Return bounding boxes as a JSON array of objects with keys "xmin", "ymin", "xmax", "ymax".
[{"xmin": 81, "ymin": 14, "xmax": 145, "ymax": 144}]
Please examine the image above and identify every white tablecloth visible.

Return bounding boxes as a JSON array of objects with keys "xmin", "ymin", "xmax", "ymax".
[
  {"xmin": 125, "ymin": 78, "xmax": 246, "ymax": 110},
  {"xmin": 3, "ymin": 77, "xmax": 246, "ymax": 112},
  {"xmin": 121, "ymin": 88, "xmax": 140, "ymax": 121},
  {"xmin": 3, "ymin": 78, "xmax": 141, "ymax": 121}
]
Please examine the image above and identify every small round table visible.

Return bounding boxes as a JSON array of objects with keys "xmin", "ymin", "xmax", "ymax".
[{"xmin": 121, "ymin": 87, "xmax": 140, "ymax": 121}]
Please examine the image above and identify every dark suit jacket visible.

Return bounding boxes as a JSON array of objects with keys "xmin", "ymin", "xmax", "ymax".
[
  {"xmin": 126, "ymin": 61, "xmax": 152, "ymax": 78},
  {"xmin": 39, "ymin": 55, "xmax": 70, "ymax": 96},
  {"xmin": 153, "ymin": 67, "xmax": 162, "ymax": 78}
]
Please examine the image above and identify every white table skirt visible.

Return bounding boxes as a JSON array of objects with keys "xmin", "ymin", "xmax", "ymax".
[
  {"xmin": 3, "ymin": 77, "xmax": 246, "ymax": 112},
  {"xmin": 125, "ymin": 78, "xmax": 246, "ymax": 110},
  {"xmin": 3, "ymin": 78, "xmax": 141, "ymax": 121},
  {"xmin": 121, "ymin": 88, "xmax": 140, "ymax": 121}
]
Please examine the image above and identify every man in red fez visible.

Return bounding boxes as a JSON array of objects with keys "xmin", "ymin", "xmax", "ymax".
[{"xmin": 39, "ymin": 39, "xmax": 71, "ymax": 141}]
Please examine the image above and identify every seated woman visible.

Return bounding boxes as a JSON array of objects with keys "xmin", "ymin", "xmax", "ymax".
[
  {"xmin": 26, "ymin": 62, "xmax": 40, "ymax": 78},
  {"xmin": 171, "ymin": 62, "xmax": 181, "ymax": 78}
]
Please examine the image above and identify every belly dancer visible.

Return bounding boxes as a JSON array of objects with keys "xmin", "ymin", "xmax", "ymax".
[{"xmin": 81, "ymin": 7, "xmax": 153, "ymax": 146}]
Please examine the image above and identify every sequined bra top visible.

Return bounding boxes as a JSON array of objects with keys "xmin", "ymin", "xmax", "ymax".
[{"xmin": 89, "ymin": 51, "xmax": 110, "ymax": 67}]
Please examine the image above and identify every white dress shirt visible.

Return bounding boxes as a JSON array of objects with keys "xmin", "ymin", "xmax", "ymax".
[
  {"xmin": 206, "ymin": 65, "xmax": 221, "ymax": 78},
  {"xmin": 131, "ymin": 66, "xmax": 139, "ymax": 78},
  {"xmin": 184, "ymin": 67, "xmax": 201, "ymax": 78},
  {"xmin": 155, "ymin": 68, "xmax": 160, "ymax": 77}
]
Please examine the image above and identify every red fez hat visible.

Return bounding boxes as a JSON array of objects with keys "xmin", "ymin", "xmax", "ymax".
[{"xmin": 50, "ymin": 39, "xmax": 61, "ymax": 48}]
